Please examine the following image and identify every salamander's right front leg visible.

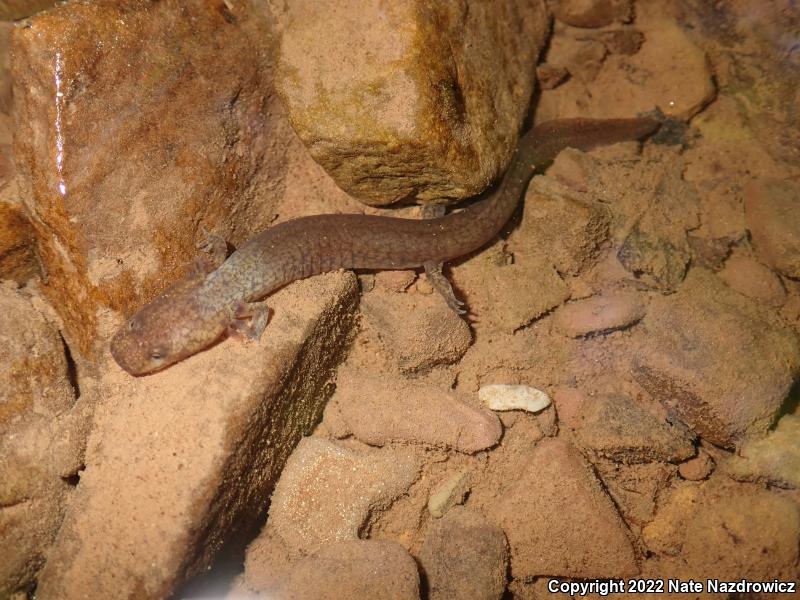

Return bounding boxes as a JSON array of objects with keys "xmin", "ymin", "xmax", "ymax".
[{"xmin": 227, "ymin": 301, "xmax": 271, "ymax": 341}]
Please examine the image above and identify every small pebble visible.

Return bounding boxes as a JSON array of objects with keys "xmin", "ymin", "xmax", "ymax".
[
  {"xmin": 479, "ymin": 384, "xmax": 551, "ymax": 413},
  {"xmin": 553, "ymin": 290, "xmax": 646, "ymax": 338},
  {"xmin": 536, "ymin": 63, "xmax": 569, "ymax": 89},
  {"xmin": 428, "ymin": 471, "xmax": 470, "ymax": 518},
  {"xmin": 678, "ymin": 451, "xmax": 715, "ymax": 481},
  {"xmin": 551, "ymin": 0, "xmax": 633, "ymax": 29},
  {"xmin": 719, "ymin": 255, "xmax": 786, "ymax": 306}
]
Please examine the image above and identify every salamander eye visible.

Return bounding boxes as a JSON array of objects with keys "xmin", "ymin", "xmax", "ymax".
[{"xmin": 150, "ymin": 349, "xmax": 164, "ymax": 361}]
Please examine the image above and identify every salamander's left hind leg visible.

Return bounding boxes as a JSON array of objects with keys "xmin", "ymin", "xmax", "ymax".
[
  {"xmin": 228, "ymin": 301, "xmax": 271, "ymax": 341},
  {"xmin": 424, "ymin": 261, "xmax": 466, "ymax": 314},
  {"xmin": 419, "ymin": 204, "xmax": 467, "ymax": 315}
]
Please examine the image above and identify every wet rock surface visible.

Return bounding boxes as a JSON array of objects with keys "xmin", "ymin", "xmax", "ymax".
[
  {"xmin": 643, "ymin": 479, "xmax": 800, "ymax": 582},
  {"xmin": 241, "ymin": 436, "xmax": 420, "ymax": 593},
  {"xmin": 451, "ymin": 242, "xmax": 571, "ymax": 333},
  {"xmin": 744, "ymin": 178, "xmax": 800, "ymax": 278},
  {"xmin": 11, "ymin": 0, "xmax": 287, "ymax": 358},
  {"xmin": 539, "ymin": 4, "xmax": 716, "ymax": 121},
  {"xmin": 569, "ymin": 394, "xmax": 695, "ymax": 463},
  {"xmin": 677, "ymin": 449, "xmax": 714, "ymax": 482},
  {"xmin": 723, "ymin": 415, "xmax": 800, "ymax": 489},
  {"xmin": 0, "ymin": 145, "xmax": 36, "ymax": 284},
  {"xmin": 719, "ymin": 253, "xmax": 787, "ymax": 306},
  {"xmin": 551, "ymin": 0, "xmax": 632, "ymax": 28},
  {"xmin": 358, "ymin": 289, "xmax": 472, "ymax": 372},
  {"xmin": 261, "ymin": 539, "xmax": 421, "ymax": 600},
  {"xmin": 512, "ymin": 174, "xmax": 611, "ymax": 276}
]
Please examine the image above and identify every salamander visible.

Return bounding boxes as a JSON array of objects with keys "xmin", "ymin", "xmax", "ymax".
[{"xmin": 111, "ymin": 117, "xmax": 659, "ymax": 375}]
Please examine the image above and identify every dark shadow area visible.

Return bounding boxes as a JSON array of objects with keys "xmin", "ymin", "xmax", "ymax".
[
  {"xmin": 59, "ymin": 333, "xmax": 80, "ymax": 400},
  {"xmin": 778, "ymin": 376, "xmax": 800, "ymax": 420},
  {"xmin": 168, "ymin": 499, "xmax": 271, "ymax": 600}
]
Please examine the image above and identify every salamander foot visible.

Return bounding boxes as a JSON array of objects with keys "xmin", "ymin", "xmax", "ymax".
[{"xmin": 424, "ymin": 261, "xmax": 466, "ymax": 315}]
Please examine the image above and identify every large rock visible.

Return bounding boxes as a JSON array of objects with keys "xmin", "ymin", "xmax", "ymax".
[
  {"xmin": 485, "ymin": 438, "xmax": 638, "ymax": 579},
  {"xmin": 11, "ymin": 0, "xmax": 289, "ymax": 357},
  {"xmin": 0, "ymin": 185, "xmax": 36, "ymax": 284},
  {"xmin": 34, "ymin": 273, "xmax": 359, "ymax": 600},
  {"xmin": 273, "ymin": 0, "xmax": 549, "ymax": 205},
  {"xmin": 632, "ymin": 269, "xmax": 800, "ymax": 448},
  {"xmin": 0, "ymin": 115, "xmax": 36, "ymax": 284}
]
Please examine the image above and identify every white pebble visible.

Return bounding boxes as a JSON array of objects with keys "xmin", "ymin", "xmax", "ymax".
[{"xmin": 479, "ymin": 384, "xmax": 551, "ymax": 413}]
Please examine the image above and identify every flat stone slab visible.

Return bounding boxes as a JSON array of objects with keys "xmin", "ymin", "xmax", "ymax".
[
  {"xmin": 35, "ymin": 274, "xmax": 358, "ymax": 600},
  {"xmin": 241, "ymin": 435, "xmax": 420, "ymax": 593},
  {"xmin": 252, "ymin": 539, "xmax": 420, "ymax": 600}
]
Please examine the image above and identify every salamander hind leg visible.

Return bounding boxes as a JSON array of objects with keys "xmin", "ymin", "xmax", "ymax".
[
  {"xmin": 228, "ymin": 301, "xmax": 272, "ymax": 341},
  {"xmin": 424, "ymin": 261, "xmax": 466, "ymax": 315},
  {"xmin": 191, "ymin": 229, "xmax": 229, "ymax": 276}
]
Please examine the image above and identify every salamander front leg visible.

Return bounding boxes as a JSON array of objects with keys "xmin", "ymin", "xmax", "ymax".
[
  {"xmin": 228, "ymin": 301, "xmax": 272, "ymax": 341},
  {"xmin": 424, "ymin": 261, "xmax": 466, "ymax": 315}
]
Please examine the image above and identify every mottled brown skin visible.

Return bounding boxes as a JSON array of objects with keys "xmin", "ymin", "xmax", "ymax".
[{"xmin": 111, "ymin": 118, "xmax": 659, "ymax": 375}]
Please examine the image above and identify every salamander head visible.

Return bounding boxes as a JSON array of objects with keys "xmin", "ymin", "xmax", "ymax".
[{"xmin": 110, "ymin": 292, "xmax": 225, "ymax": 375}]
